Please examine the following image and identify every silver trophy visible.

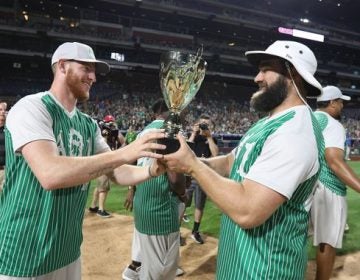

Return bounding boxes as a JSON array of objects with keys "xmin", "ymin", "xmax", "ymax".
[{"xmin": 158, "ymin": 47, "xmax": 207, "ymax": 154}]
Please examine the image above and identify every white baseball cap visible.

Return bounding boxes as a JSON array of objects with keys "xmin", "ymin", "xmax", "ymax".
[
  {"xmin": 317, "ymin": 85, "xmax": 351, "ymax": 102},
  {"xmin": 245, "ymin": 40, "xmax": 322, "ymax": 97},
  {"xmin": 51, "ymin": 42, "xmax": 110, "ymax": 74}
]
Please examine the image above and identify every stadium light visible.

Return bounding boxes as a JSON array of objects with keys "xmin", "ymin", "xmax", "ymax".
[
  {"xmin": 300, "ymin": 18, "xmax": 310, "ymax": 23},
  {"xmin": 111, "ymin": 52, "xmax": 125, "ymax": 62},
  {"xmin": 278, "ymin": 27, "xmax": 324, "ymax": 42}
]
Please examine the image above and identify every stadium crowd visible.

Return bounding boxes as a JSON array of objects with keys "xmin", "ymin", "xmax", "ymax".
[
  {"xmin": 79, "ymin": 89, "xmax": 360, "ymax": 141},
  {"xmin": 78, "ymin": 91, "xmax": 259, "ymax": 135}
]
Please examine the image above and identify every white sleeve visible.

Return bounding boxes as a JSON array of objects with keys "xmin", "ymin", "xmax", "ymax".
[
  {"xmin": 94, "ymin": 125, "xmax": 110, "ymax": 154},
  {"xmin": 245, "ymin": 132, "xmax": 318, "ymax": 199},
  {"xmin": 323, "ymin": 120, "xmax": 345, "ymax": 150},
  {"xmin": 6, "ymin": 95, "xmax": 55, "ymax": 152}
]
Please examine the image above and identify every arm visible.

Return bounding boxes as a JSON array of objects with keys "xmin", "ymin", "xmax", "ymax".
[
  {"xmin": 167, "ymin": 171, "xmax": 186, "ymax": 196},
  {"xmin": 202, "ymin": 128, "xmax": 219, "ymax": 157},
  {"xmin": 207, "ymin": 136, "xmax": 219, "ymax": 157},
  {"xmin": 202, "ymin": 153, "xmax": 233, "ymax": 177},
  {"xmin": 111, "ymin": 159, "xmax": 165, "ymax": 186},
  {"xmin": 117, "ymin": 132, "xmax": 126, "ymax": 148},
  {"xmin": 164, "ymin": 134, "xmax": 286, "ymax": 228},
  {"xmin": 188, "ymin": 123, "xmax": 199, "ymax": 142},
  {"xmin": 192, "ymin": 164, "xmax": 286, "ymax": 229},
  {"xmin": 124, "ymin": 186, "xmax": 136, "ymax": 211},
  {"xmin": 21, "ymin": 131, "xmax": 165, "ymax": 190},
  {"xmin": 325, "ymin": 147, "xmax": 360, "ymax": 192}
]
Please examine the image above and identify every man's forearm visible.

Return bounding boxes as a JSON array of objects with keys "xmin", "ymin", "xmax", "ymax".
[
  {"xmin": 113, "ymin": 164, "xmax": 152, "ymax": 186},
  {"xmin": 201, "ymin": 155, "xmax": 230, "ymax": 177},
  {"xmin": 207, "ymin": 138, "xmax": 219, "ymax": 157},
  {"xmin": 167, "ymin": 172, "xmax": 186, "ymax": 195}
]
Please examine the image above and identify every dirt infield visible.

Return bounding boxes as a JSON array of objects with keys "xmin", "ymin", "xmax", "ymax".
[{"xmin": 82, "ymin": 213, "xmax": 360, "ymax": 280}]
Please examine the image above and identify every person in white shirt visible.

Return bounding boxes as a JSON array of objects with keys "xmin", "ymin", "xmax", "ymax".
[{"xmin": 311, "ymin": 85, "xmax": 360, "ymax": 280}]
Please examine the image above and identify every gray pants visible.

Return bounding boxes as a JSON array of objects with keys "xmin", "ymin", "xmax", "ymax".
[
  {"xmin": 0, "ymin": 258, "xmax": 81, "ymax": 280},
  {"xmin": 138, "ymin": 230, "xmax": 179, "ymax": 280}
]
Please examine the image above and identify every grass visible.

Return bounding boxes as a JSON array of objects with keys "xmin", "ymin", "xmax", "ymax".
[{"xmin": 86, "ymin": 161, "xmax": 360, "ymax": 259}]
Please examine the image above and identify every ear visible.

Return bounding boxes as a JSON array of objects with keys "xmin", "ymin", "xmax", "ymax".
[
  {"xmin": 329, "ymin": 100, "xmax": 337, "ymax": 108},
  {"xmin": 58, "ymin": 60, "xmax": 67, "ymax": 74}
]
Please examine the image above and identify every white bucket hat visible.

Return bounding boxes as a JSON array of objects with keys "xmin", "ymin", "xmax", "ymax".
[
  {"xmin": 51, "ymin": 42, "xmax": 110, "ymax": 74},
  {"xmin": 245, "ymin": 40, "xmax": 322, "ymax": 97},
  {"xmin": 317, "ymin": 85, "xmax": 351, "ymax": 102}
]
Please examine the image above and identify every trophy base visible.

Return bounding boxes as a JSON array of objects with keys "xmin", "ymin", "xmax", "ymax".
[{"xmin": 157, "ymin": 138, "xmax": 195, "ymax": 155}]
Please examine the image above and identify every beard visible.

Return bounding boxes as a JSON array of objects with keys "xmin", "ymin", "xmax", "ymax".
[
  {"xmin": 66, "ymin": 67, "xmax": 90, "ymax": 102},
  {"xmin": 250, "ymin": 76, "xmax": 288, "ymax": 113}
]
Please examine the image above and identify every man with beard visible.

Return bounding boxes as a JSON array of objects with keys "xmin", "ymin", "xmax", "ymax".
[
  {"xmin": 311, "ymin": 86, "xmax": 360, "ymax": 280},
  {"xmin": 163, "ymin": 40, "xmax": 324, "ymax": 279},
  {"xmin": 0, "ymin": 42, "xmax": 166, "ymax": 280}
]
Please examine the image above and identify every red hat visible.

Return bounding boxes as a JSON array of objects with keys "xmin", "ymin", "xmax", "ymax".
[{"xmin": 103, "ymin": 115, "xmax": 115, "ymax": 123}]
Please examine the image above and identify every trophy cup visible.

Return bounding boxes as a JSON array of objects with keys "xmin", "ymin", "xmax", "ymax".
[{"xmin": 158, "ymin": 47, "xmax": 207, "ymax": 154}]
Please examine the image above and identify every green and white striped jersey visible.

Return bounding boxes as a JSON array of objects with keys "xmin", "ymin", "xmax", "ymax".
[
  {"xmin": 216, "ymin": 106, "xmax": 324, "ymax": 280},
  {"xmin": 314, "ymin": 111, "xmax": 346, "ymax": 196},
  {"xmin": 134, "ymin": 119, "xmax": 180, "ymax": 235},
  {"xmin": 0, "ymin": 92, "xmax": 107, "ymax": 277}
]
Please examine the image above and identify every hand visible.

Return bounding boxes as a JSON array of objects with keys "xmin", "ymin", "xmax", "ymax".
[
  {"xmin": 163, "ymin": 133, "xmax": 198, "ymax": 175},
  {"xmin": 124, "ymin": 187, "xmax": 135, "ymax": 211},
  {"xmin": 118, "ymin": 129, "xmax": 166, "ymax": 163},
  {"xmin": 102, "ymin": 129, "xmax": 109, "ymax": 136},
  {"xmin": 150, "ymin": 158, "xmax": 167, "ymax": 177},
  {"xmin": 201, "ymin": 128, "xmax": 212, "ymax": 138},
  {"xmin": 188, "ymin": 123, "xmax": 199, "ymax": 142}
]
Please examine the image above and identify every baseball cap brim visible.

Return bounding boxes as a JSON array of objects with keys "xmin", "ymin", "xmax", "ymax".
[
  {"xmin": 340, "ymin": 95, "xmax": 351, "ymax": 101},
  {"xmin": 245, "ymin": 51, "xmax": 322, "ymax": 97},
  {"xmin": 74, "ymin": 58, "xmax": 110, "ymax": 74},
  {"xmin": 317, "ymin": 85, "xmax": 351, "ymax": 102},
  {"xmin": 55, "ymin": 58, "xmax": 110, "ymax": 74},
  {"xmin": 317, "ymin": 93, "xmax": 351, "ymax": 102}
]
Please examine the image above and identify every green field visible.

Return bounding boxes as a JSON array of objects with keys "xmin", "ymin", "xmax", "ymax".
[{"xmin": 87, "ymin": 161, "xmax": 360, "ymax": 259}]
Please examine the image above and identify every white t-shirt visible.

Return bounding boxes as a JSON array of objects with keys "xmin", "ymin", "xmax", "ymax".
[
  {"xmin": 233, "ymin": 105, "xmax": 319, "ymax": 199},
  {"xmin": 7, "ymin": 92, "xmax": 108, "ymax": 154}
]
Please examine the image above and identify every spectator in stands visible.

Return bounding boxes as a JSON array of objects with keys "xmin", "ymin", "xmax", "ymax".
[
  {"xmin": 311, "ymin": 85, "xmax": 360, "ymax": 280},
  {"xmin": 125, "ymin": 125, "xmax": 138, "ymax": 145},
  {"xmin": 122, "ymin": 98, "xmax": 185, "ymax": 280},
  {"xmin": 345, "ymin": 129, "xmax": 352, "ymax": 160},
  {"xmin": 0, "ymin": 102, "xmax": 7, "ymax": 193},
  {"xmin": 186, "ymin": 114, "xmax": 219, "ymax": 244},
  {"xmin": 89, "ymin": 115, "xmax": 126, "ymax": 218},
  {"xmin": 163, "ymin": 40, "xmax": 324, "ymax": 279},
  {"xmin": 0, "ymin": 42, "xmax": 166, "ymax": 279}
]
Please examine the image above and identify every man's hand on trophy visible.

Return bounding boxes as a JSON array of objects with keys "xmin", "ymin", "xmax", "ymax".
[
  {"xmin": 150, "ymin": 159, "xmax": 167, "ymax": 177},
  {"xmin": 163, "ymin": 133, "xmax": 198, "ymax": 175},
  {"xmin": 119, "ymin": 129, "xmax": 166, "ymax": 163}
]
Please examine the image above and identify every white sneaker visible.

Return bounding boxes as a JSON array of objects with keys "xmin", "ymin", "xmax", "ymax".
[
  {"xmin": 176, "ymin": 267, "xmax": 185, "ymax": 277},
  {"xmin": 345, "ymin": 223, "xmax": 350, "ymax": 232},
  {"xmin": 122, "ymin": 265, "xmax": 141, "ymax": 280}
]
